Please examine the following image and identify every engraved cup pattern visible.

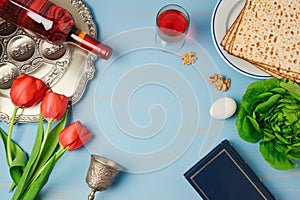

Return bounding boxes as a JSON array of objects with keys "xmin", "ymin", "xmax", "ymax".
[{"xmin": 86, "ymin": 155, "xmax": 122, "ymax": 200}]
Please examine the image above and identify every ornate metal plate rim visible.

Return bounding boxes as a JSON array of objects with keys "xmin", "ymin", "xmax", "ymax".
[{"xmin": 0, "ymin": 0, "xmax": 97, "ymax": 124}]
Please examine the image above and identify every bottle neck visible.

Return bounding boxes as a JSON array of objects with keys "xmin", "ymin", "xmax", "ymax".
[{"xmin": 69, "ymin": 27, "xmax": 112, "ymax": 60}]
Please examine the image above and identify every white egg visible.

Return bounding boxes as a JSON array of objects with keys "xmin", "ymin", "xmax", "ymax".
[{"xmin": 210, "ymin": 97, "xmax": 237, "ymax": 119}]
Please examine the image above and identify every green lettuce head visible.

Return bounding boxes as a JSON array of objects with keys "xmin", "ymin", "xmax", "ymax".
[{"xmin": 236, "ymin": 78, "xmax": 300, "ymax": 170}]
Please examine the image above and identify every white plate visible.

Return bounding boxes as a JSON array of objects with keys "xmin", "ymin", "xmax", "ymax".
[{"xmin": 211, "ymin": 0, "xmax": 271, "ymax": 79}]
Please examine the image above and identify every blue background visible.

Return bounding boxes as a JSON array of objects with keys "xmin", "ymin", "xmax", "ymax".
[{"xmin": 1, "ymin": 0, "xmax": 300, "ymax": 199}]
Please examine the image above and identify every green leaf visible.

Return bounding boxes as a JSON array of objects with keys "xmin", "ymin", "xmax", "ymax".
[
  {"xmin": 20, "ymin": 148, "xmax": 66, "ymax": 200},
  {"xmin": 0, "ymin": 127, "xmax": 27, "ymax": 191},
  {"xmin": 294, "ymin": 120, "xmax": 300, "ymax": 133},
  {"xmin": 257, "ymin": 92, "xmax": 274, "ymax": 100},
  {"xmin": 9, "ymin": 150, "xmax": 28, "ymax": 189},
  {"xmin": 268, "ymin": 111, "xmax": 280, "ymax": 122},
  {"xmin": 241, "ymin": 78, "xmax": 281, "ymax": 114},
  {"xmin": 246, "ymin": 116, "xmax": 260, "ymax": 131},
  {"xmin": 12, "ymin": 112, "xmax": 67, "ymax": 200},
  {"xmin": 291, "ymin": 142, "xmax": 300, "ymax": 147},
  {"xmin": 283, "ymin": 104, "xmax": 300, "ymax": 110},
  {"xmin": 275, "ymin": 132, "xmax": 290, "ymax": 144},
  {"xmin": 280, "ymin": 80, "xmax": 300, "ymax": 101},
  {"xmin": 38, "ymin": 112, "xmax": 67, "ymax": 168},
  {"xmin": 12, "ymin": 113, "xmax": 44, "ymax": 200},
  {"xmin": 255, "ymin": 94, "xmax": 281, "ymax": 113},
  {"xmin": 260, "ymin": 107, "xmax": 276, "ymax": 122},
  {"xmin": 21, "ymin": 156, "xmax": 57, "ymax": 200},
  {"xmin": 285, "ymin": 112, "xmax": 298, "ymax": 124},
  {"xmin": 270, "ymin": 87, "xmax": 287, "ymax": 94},
  {"xmin": 274, "ymin": 142, "xmax": 285, "ymax": 153},
  {"xmin": 262, "ymin": 129, "xmax": 275, "ymax": 142},
  {"xmin": 287, "ymin": 149, "xmax": 300, "ymax": 160},
  {"xmin": 282, "ymin": 127, "xmax": 293, "ymax": 135},
  {"xmin": 278, "ymin": 97, "xmax": 298, "ymax": 104},
  {"xmin": 260, "ymin": 141, "xmax": 297, "ymax": 170},
  {"xmin": 273, "ymin": 124, "xmax": 281, "ymax": 133},
  {"xmin": 236, "ymin": 106, "xmax": 262, "ymax": 143}
]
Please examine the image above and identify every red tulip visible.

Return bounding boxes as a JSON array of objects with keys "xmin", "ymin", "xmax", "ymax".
[
  {"xmin": 10, "ymin": 74, "xmax": 49, "ymax": 108},
  {"xmin": 40, "ymin": 90, "xmax": 69, "ymax": 121},
  {"xmin": 58, "ymin": 121, "xmax": 92, "ymax": 151}
]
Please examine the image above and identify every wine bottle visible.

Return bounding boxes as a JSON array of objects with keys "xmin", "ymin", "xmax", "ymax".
[{"xmin": 0, "ymin": 0, "xmax": 112, "ymax": 59}]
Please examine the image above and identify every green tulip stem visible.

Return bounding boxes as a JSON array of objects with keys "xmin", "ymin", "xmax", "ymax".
[
  {"xmin": 39, "ymin": 120, "xmax": 52, "ymax": 156},
  {"xmin": 55, "ymin": 147, "xmax": 67, "ymax": 158},
  {"xmin": 30, "ymin": 147, "xmax": 67, "ymax": 185},
  {"xmin": 7, "ymin": 106, "xmax": 19, "ymax": 165},
  {"xmin": 29, "ymin": 120, "xmax": 52, "ymax": 180}
]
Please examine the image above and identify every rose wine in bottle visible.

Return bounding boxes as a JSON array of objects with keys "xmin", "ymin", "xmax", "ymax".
[{"xmin": 0, "ymin": 0, "xmax": 112, "ymax": 59}]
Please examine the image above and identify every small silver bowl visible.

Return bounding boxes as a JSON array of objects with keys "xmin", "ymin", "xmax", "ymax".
[{"xmin": 86, "ymin": 155, "xmax": 122, "ymax": 200}]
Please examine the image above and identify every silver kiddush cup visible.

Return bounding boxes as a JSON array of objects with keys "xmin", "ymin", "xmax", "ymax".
[{"xmin": 86, "ymin": 155, "xmax": 122, "ymax": 200}]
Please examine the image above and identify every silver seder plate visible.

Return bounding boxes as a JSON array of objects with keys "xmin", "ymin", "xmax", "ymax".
[{"xmin": 0, "ymin": 0, "xmax": 97, "ymax": 124}]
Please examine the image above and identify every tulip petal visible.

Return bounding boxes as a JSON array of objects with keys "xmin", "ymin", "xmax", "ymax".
[
  {"xmin": 58, "ymin": 125, "xmax": 78, "ymax": 148},
  {"xmin": 10, "ymin": 74, "xmax": 49, "ymax": 108},
  {"xmin": 68, "ymin": 132, "xmax": 92, "ymax": 151},
  {"xmin": 58, "ymin": 121, "xmax": 92, "ymax": 151},
  {"xmin": 68, "ymin": 139, "xmax": 82, "ymax": 151},
  {"xmin": 41, "ymin": 90, "xmax": 68, "ymax": 121}
]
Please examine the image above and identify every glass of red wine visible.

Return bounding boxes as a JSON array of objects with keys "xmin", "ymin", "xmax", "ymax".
[{"xmin": 155, "ymin": 4, "xmax": 190, "ymax": 51}]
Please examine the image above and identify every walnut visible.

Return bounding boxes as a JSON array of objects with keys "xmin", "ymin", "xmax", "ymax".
[
  {"xmin": 180, "ymin": 51, "xmax": 197, "ymax": 66},
  {"xmin": 209, "ymin": 74, "xmax": 231, "ymax": 92}
]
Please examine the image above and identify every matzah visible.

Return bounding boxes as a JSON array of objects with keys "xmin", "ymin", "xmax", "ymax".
[{"xmin": 220, "ymin": 0, "xmax": 300, "ymax": 82}]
